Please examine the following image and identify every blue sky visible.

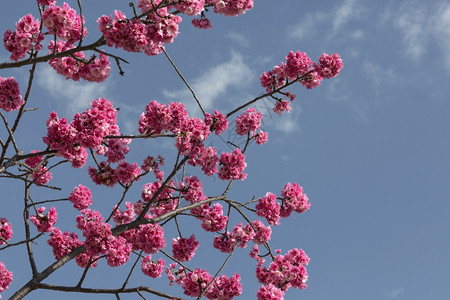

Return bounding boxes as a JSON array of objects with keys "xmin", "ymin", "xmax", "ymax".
[{"xmin": 1, "ymin": 0, "xmax": 450, "ymax": 299}]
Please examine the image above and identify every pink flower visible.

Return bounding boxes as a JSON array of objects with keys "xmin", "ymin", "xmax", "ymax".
[
  {"xmin": 188, "ymin": 146, "xmax": 219, "ymax": 176},
  {"xmin": 68, "ymin": 184, "xmax": 93, "ymax": 210},
  {"xmin": 314, "ymin": 53, "xmax": 343, "ymax": 79},
  {"xmin": 256, "ymin": 284, "xmax": 285, "ymax": 300},
  {"xmin": 300, "ymin": 70, "xmax": 322, "ymax": 89},
  {"xmin": 175, "ymin": 0, "xmax": 205, "ymax": 16},
  {"xmin": 0, "ymin": 262, "xmax": 13, "ymax": 297},
  {"xmin": 106, "ymin": 236, "xmax": 132, "ymax": 267},
  {"xmin": 132, "ymin": 223, "xmax": 166, "ymax": 254},
  {"xmin": 285, "ymin": 51, "xmax": 312, "ymax": 81},
  {"xmin": 47, "ymin": 228, "xmax": 82, "ymax": 260},
  {"xmin": 251, "ymin": 220, "xmax": 272, "ymax": 244},
  {"xmin": 181, "ymin": 268, "xmax": 213, "ymax": 297},
  {"xmin": 42, "ymin": 3, "xmax": 87, "ymax": 44},
  {"xmin": 192, "ymin": 18, "xmax": 212, "ymax": 29},
  {"xmin": 199, "ymin": 203, "xmax": 228, "ymax": 232},
  {"xmin": 204, "ymin": 110, "xmax": 229, "ymax": 135},
  {"xmin": 235, "ymin": 107, "xmax": 262, "ymax": 136},
  {"xmin": 37, "ymin": 0, "xmax": 56, "ymax": 6},
  {"xmin": 88, "ymin": 161, "xmax": 118, "ymax": 187},
  {"xmin": 76, "ymin": 209, "xmax": 112, "ymax": 257},
  {"xmin": 30, "ymin": 206, "xmax": 57, "ymax": 232},
  {"xmin": 209, "ymin": 0, "xmax": 254, "ymax": 16},
  {"xmin": 115, "ymin": 161, "xmax": 142, "ymax": 184},
  {"xmin": 205, "ymin": 273, "xmax": 243, "ymax": 299},
  {"xmin": 141, "ymin": 255, "xmax": 165, "ymax": 278},
  {"xmin": 280, "ymin": 182, "xmax": 310, "ymax": 217},
  {"xmin": 256, "ymin": 192, "xmax": 281, "ymax": 225},
  {"xmin": 273, "ymin": 100, "xmax": 291, "ymax": 115},
  {"xmin": 218, "ymin": 148, "xmax": 247, "ymax": 181},
  {"xmin": 0, "ymin": 76, "xmax": 24, "ymax": 112},
  {"xmin": 172, "ymin": 234, "xmax": 200, "ymax": 262},
  {"xmin": 24, "ymin": 150, "xmax": 52, "ymax": 185},
  {"xmin": 3, "ymin": 14, "xmax": 44, "ymax": 61},
  {"xmin": 255, "ymin": 131, "xmax": 269, "ymax": 145},
  {"xmin": 0, "ymin": 218, "xmax": 13, "ymax": 245}
]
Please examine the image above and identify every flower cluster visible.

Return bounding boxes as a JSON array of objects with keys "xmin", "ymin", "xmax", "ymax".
[
  {"xmin": 0, "ymin": 76, "xmax": 24, "ymax": 112},
  {"xmin": 48, "ymin": 41, "xmax": 111, "ymax": 83},
  {"xmin": 213, "ymin": 222, "xmax": 255, "ymax": 253},
  {"xmin": 68, "ymin": 185, "xmax": 93, "ymax": 210},
  {"xmin": 172, "ymin": 234, "xmax": 200, "ymax": 262},
  {"xmin": 208, "ymin": 0, "xmax": 254, "ymax": 16},
  {"xmin": 197, "ymin": 203, "xmax": 228, "ymax": 232},
  {"xmin": 42, "ymin": 3, "xmax": 87, "ymax": 45},
  {"xmin": 24, "ymin": 150, "xmax": 52, "ymax": 185},
  {"xmin": 260, "ymin": 51, "xmax": 342, "ymax": 114},
  {"xmin": 181, "ymin": 268, "xmax": 213, "ymax": 297},
  {"xmin": 0, "ymin": 262, "xmax": 13, "ymax": 298},
  {"xmin": 206, "ymin": 273, "xmax": 243, "ymax": 299},
  {"xmin": 280, "ymin": 182, "xmax": 310, "ymax": 217},
  {"xmin": 188, "ymin": 146, "xmax": 220, "ymax": 176},
  {"xmin": 218, "ymin": 148, "xmax": 247, "ymax": 180},
  {"xmin": 30, "ymin": 206, "xmax": 57, "ymax": 232},
  {"xmin": 0, "ymin": 218, "xmax": 13, "ymax": 245},
  {"xmin": 256, "ymin": 183, "xmax": 310, "ymax": 225},
  {"xmin": 3, "ymin": 14, "xmax": 44, "ymax": 61},
  {"xmin": 256, "ymin": 248, "xmax": 309, "ymax": 294},
  {"xmin": 37, "ymin": 0, "xmax": 56, "ymax": 6},
  {"xmin": 175, "ymin": 0, "xmax": 205, "ymax": 16},
  {"xmin": 192, "ymin": 18, "xmax": 212, "ymax": 29},
  {"xmin": 204, "ymin": 110, "xmax": 229, "ymax": 135},
  {"xmin": 47, "ymin": 228, "xmax": 82, "ymax": 260},
  {"xmin": 98, "ymin": 6, "xmax": 181, "ymax": 57},
  {"xmin": 141, "ymin": 255, "xmax": 165, "ymax": 278},
  {"xmin": 235, "ymin": 107, "xmax": 262, "ymax": 136},
  {"xmin": 43, "ymin": 98, "xmax": 125, "ymax": 169}
]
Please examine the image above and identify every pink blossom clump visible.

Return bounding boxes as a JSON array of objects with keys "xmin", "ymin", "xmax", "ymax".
[
  {"xmin": 206, "ymin": 273, "xmax": 243, "ymax": 299},
  {"xmin": 88, "ymin": 161, "xmax": 118, "ymax": 187},
  {"xmin": 188, "ymin": 146, "xmax": 219, "ymax": 176},
  {"xmin": 141, "ymin": 155, "xmax": 164, "ymax": 180},
  {"xmin": 181, "ymin": 268, "xmax": 213, "ymax": 297},
  {"xmin": 284, "ymin": 51, "xmax": 312, "ymax": 81},
  {"xmin": 218, "ymin": 148, "xmax": 247, "ymax": 180},
  {"xmin": 0, "ymin": 76, "xmax": 24, "ymax": 112},
  {"xmin": 132, "ymin": 223, "xmax": 166, "ymax": 254},
  {"xmin": 141, "ymin": 255, "xmax": 165, "ymax": 278},
  {"xmin": 256, "ymin": 249, "xmax": 309, "ymax": 292},
  {"xmin": 172, "ymin": 234, "xmax": 200, "ymax": 261},
  {"xmin": 76, "ymin": 209, "xmax": 112, "ymax": 257},
  {"xmin": 47, "ymin": 228, "xmax": 83, "ymax": 260},
  {"xmin": 251, "ymin": 219, "xmax": 272, "ymax": 245},
  {"xmin": 235, "ymin": 107, "xmax": 262, "ymax": 136},
  {"xmin": 192, "ymin": 18, "xmax": 212, "ymax": 29},
  {"xmin": 273, "ymin": 100, "xmax": 291, "ymax": 115},
  {"xmin": 314, "ymin": 53, "xmax": 343, "ymax": 79},
  {"xmin": 204, "ymin": 110, "xmax": 229, "ymax": 135},
  {"xmin": 255, "ymin": 131, "xmax": 269, "ymax": 145},
  {"xmin": 37, "ymin": 0, "xmax": 56, "ymax": 6},
  {"xmin": 68, "ymin": 184, "xmax": 93, "ymax": 210},
  {"xmin": 280, "ymin": 182, "xmax": 310, "ymax": 218},
  {"xmin": 255, "ymin": 192, "xmax": 281, "ymax": 226},
  {"xmin": 0, "ymin": 262, "xmax": 13, "ymax": 298},
  {"xmin": 30, "ymin": 206, "xmax": 57, "ymax": 232},
  {"xmin": 48, "ymin": 41, "xmax": 111, "ymax": 82},
  {"xmin": 112, "ymin": 202, "xmax": 136, "ymax": 225},
  {"xmin": 24, "ymin": 150, "xmax": 52, "ymax": 185},
  {"xmin": 213, "ymin": 222, "xmax": 255, "ymax": 253},
  {"xmin": 3, "ymin": 14, "xmax": 44, "ymax": 61},
  {"xmin": 175, "ymin": 0, "xmax": 205, "ymax": 16},
  {"xmin": 42, "ymin": 111, "xmax": 88, "ymax": 168},
  {"xmin": 105, "ymin": 236, "xmax": 132, "ymax": 267},
  {"xmin": 208, "ymin": 0, "xmax": 254, "ymax": 16},
  {"xmin": 115, "ymin": 161, "xmax": 142, "ymax": 184},
  {"xmin": 42, "ymin": 3, "xmax": 87, "ymax": 44},
  {"xmin": 256, "ymin": 284, "xmax": 285, "ymax": 300},
  {"xmin": 0, "ymin": 218, "xmax": 13, "ymax": 245},
  {"xmin": 199, "ymin": 203, "xmax": 228, "ymax": 232},
  {"xmin": 138, "ymin": 101, "xmax": 189, "ymax": 136}
]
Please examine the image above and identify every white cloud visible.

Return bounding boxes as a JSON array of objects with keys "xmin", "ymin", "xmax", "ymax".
[
  {"xmin": 36, "ymin": 65, "xmax": 111, "ymax": 116},
  {"xmin": 162, "ymin": 51, "xmax": 252, "ymax": 116},
  {"xmin": 289, "ymin": 0, "xmax": 364, "ymax": 41},
  {"xmin": 362, "ymin": 61, "xmax": 395, "ymax": 88},
  {"xmin": 393, "ymin": 1, "xmax": 450, "ymax": 70},
  {"xmin": 385, "ymin": 287, "xmax": 405, "ymax": 298},
  {"xmin": 225, "ymin": 32, "xmax": 250, "ymax": 47}
]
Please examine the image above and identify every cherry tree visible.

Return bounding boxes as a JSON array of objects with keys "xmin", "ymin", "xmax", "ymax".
[{"xmin": 0, "ymin": 1, "xmax": 342, "ymax": 299}]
